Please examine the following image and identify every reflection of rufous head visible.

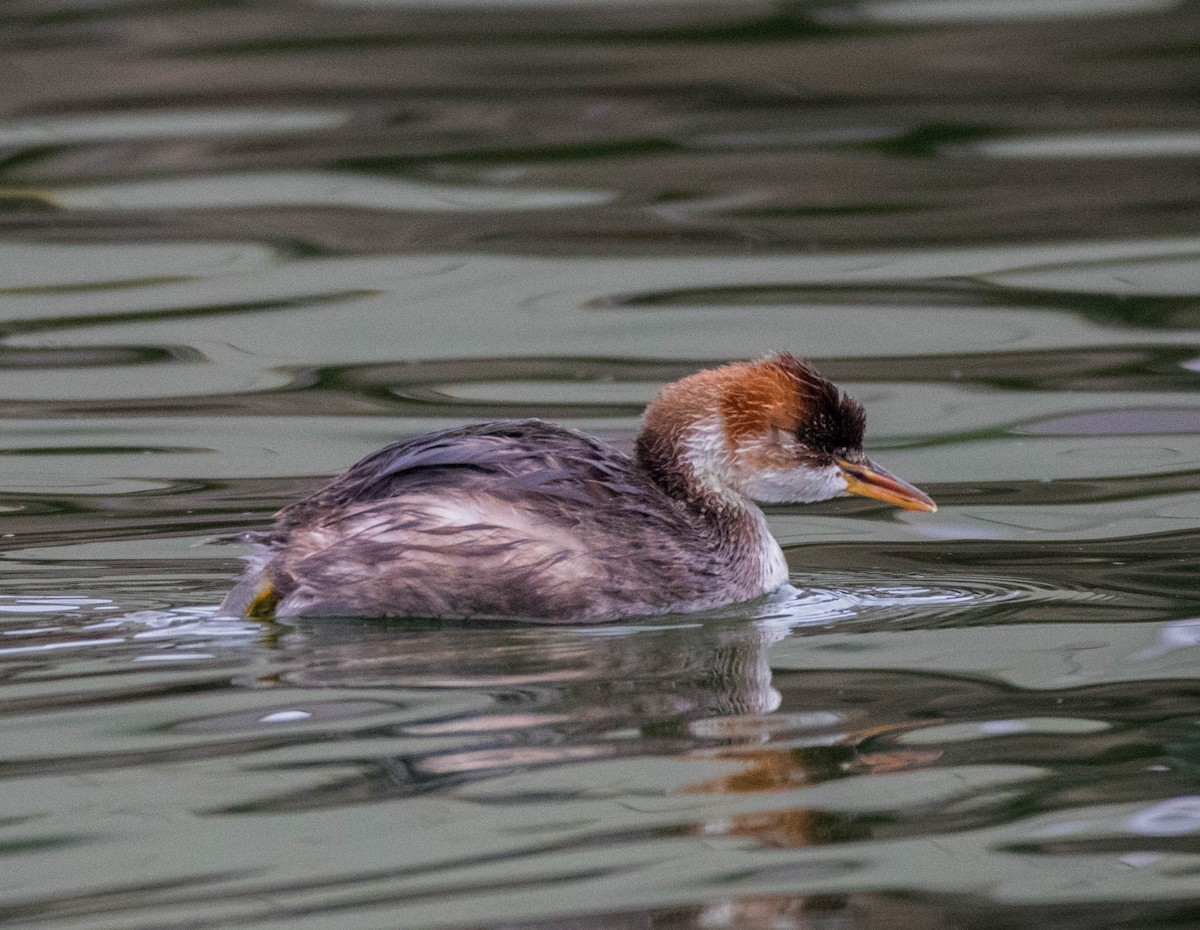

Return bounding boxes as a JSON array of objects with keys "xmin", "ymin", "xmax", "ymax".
[{"xmin": 681, "ymin": 727, "xmax": 942, "ymax": 849}]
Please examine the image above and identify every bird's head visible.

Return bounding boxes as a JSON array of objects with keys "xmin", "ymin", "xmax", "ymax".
[{"xmin": 637, "ymin": 354, "xmax": 936, "ymax": 512}]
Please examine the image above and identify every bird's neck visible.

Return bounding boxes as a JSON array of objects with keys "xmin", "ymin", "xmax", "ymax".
[
  {"xmin": 636, "ymin": 421, "xmax": 788, "ymax": 594},
  {"xmin": 636, "ymin": 417, "xmax": 744, "ymax": 516}
]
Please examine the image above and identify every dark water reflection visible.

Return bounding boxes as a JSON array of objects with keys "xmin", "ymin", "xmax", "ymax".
[
  {"xmin": 8, "ymin": 595, "xmax": 1200, "ymax": 928},
  {"xmin": 4, "ymin": 0, "xmax": 1200, "ymax": 927}
]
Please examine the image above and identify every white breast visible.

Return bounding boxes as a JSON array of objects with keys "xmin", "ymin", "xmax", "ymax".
[{"xmin": 744, "ymin": 505, "xmax": 790, "ymax": 592}]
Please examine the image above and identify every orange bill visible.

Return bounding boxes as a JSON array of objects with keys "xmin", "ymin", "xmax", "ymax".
[{"xmin": 835, "ymin": 457, "xmax": 937, "ymax": 512}]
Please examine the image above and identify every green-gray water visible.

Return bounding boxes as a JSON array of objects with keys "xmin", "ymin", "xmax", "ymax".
[{"xmin": 3, "ymin": 1, "xmax": 1200, "ymax": 927}]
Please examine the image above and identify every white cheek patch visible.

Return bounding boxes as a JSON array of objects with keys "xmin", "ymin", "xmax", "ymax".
[
  {"xmin": 742, "ymin": 464, "xmax": 847, "ymax": 504},
  {"xmin": 685, "ymin": 420, "xmax": 852, "ymax": 505}
]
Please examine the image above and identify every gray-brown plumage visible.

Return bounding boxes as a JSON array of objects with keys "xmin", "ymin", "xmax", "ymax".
[{"xmin": 222, "ymin": 355, "xmax": 935, "ymax": 622}]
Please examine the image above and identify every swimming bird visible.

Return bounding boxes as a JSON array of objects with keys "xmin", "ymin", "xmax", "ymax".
[{"xmin": 222, "ymin": 354, "xmax": 935, "ymax": 622}]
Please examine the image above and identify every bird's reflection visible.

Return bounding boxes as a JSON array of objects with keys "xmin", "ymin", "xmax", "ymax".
[
  {"xmin": 234, "ymin": 615, "xmax": 790, "ymax": 807},
  {"xmin": 279, "ymin": 615, "xmax": 783, "ymax": 727},
  {"xmin": 215, "ymin": 614, "xmax": 946, "ymax": 930},
  {"xmin": 261, "ymin": 616, "xmax": 939, "ymax": 824}
]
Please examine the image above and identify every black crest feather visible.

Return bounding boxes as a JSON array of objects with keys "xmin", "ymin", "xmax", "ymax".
[{"xmin": 775, "ymin": 354, "xmax": 866, "ymax": 455}]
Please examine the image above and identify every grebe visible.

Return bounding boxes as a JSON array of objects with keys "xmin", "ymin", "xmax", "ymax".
[{"xmin": 222, "ymin": 355, "xmax": 935, "ymax": 622}]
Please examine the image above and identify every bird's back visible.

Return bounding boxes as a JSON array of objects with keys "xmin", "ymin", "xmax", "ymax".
[{"xmin": 237, "ymin": 420, "xmax": 763, "ymax": 622}]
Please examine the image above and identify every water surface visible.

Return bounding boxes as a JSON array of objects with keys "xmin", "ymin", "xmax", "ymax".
[{"xmin": 3, "ymin": 0, "xmax": 1200, "ymax": 927}]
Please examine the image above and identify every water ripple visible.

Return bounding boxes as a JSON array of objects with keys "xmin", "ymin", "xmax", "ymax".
[{"xmin": 5, "ymin": 1, "xmax": 1200, "ymax": 926}]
